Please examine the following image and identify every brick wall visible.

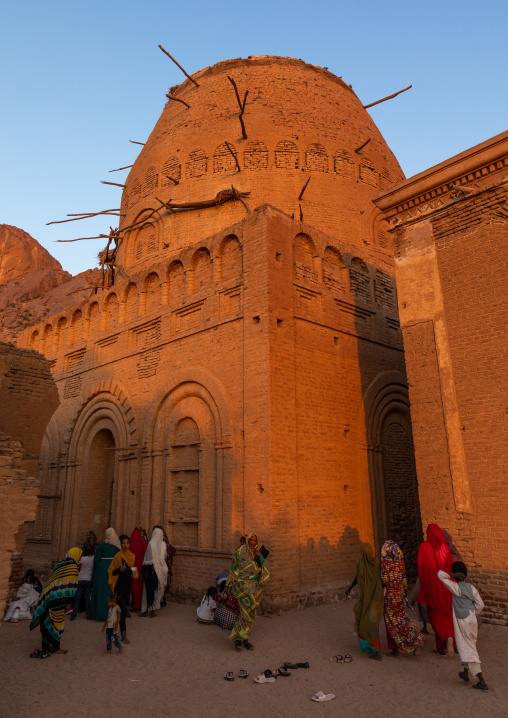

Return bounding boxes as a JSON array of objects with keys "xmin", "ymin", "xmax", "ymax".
[{"xmin": 374, "ymin": 132, "xmax": 508, "ymax": 621}]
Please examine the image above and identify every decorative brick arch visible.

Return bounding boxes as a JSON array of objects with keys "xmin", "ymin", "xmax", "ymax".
[
  {"xmin": 362, "ymin": 370, "xmax": 422, "ymax": 576},
  {"xmin": 57, "ymin": 382, "xmax": 139, "ymax": 555},
  {"xmin": 149, "ymin": 368, "xmax": 232, "ymax": 550}
]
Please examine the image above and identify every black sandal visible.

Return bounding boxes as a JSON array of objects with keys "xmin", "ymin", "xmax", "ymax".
[
  {"xmin": 30, "ymin": 650, "xmax": 42, "ymax": 658},
  {"xmin": 262, "ymin": 669, "xmax": 276, "ymax": 678},
  {"xmin": 224, "ymin": 672, "xmax": 235, "ymax": 681},
  {"xmin": 234, "ymin": 640, "xmax": 243, "ymax": 650},
  {"xmin": 297, "ymin": 661, "xmax": 310, "ymax": 668},
  {"xmin": 275, "ymin": 667, "xmax": 291, "ymax": 677},
  {"xmin": 239, "ymin": 670, "xmax": 249, "ymax": 679},
  {"xmin": 243, "ymin": 640, "xmax": 254, "ymax": 650},
  {"xmin": 284, "ymin": 662, "xmax": 299, "ymax": 669}
]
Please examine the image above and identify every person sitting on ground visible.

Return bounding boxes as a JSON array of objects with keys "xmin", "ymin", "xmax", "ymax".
[
  {"xmin": 345, "ymin": 543, "xmax": 384, "ymax": 661},
  {"xmin": 108, "ymin": 534, "xmax": 135, "ymax": 644},
  {"xmin": 197, "ymin": 587, "xmax": 218, "ymax": 624},
  {"xmin": 29, "ymin": 547, "xmax": 81, "ymax": 659},
  {"xmin": 22, "ymin": 569, "xmax": 42, "ymax": 594},
  {"xmin": 438, "ymin": 562, "xmax": 488, "ymax": 691},
  {"xmin": 102, "ymin": 593, "xmax": 122, "ymax": 654}
]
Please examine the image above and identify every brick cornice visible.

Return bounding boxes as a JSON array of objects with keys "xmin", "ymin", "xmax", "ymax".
[{"xmin": 373, "ymin": 130, "xmax": 508, "ymax": 217}]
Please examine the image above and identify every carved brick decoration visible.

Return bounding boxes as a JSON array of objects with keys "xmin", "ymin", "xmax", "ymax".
[
  {"xmin": 275, "ymin": 140, "xmax": 298, "ymax": 169},
  {"xmin": 244, "ymin": 141, "xmax": 268, "ymax": 169},
  {"xmin": 186, "ymin": 149, "xmax": 207, "ymax": 178}
]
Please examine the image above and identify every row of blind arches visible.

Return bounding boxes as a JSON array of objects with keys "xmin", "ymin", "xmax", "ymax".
[
  {"xmin": 30, "ymin": 237, "xmax": 243, "ymax": 352},
  {"xmin": 123, "ymin": 141, "xmax": 393, "ymax": 209}
]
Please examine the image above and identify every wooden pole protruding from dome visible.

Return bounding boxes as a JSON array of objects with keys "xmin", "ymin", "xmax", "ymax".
[
  {"xmin": 166, "ymin": 93, "xmax": 190, "ymax": 109},
  {"xmin": 110, "ymin": 165, "xmax": 133, "ymax": 172},
  {"xmin": 129, "ymin": 140, "xmax": 145, "ymax": 146},
  {"xmin": 298, "ymin": 176, "xmax": 311, "ymax": 200},
  {"xmin": 355, "ymin": 138, "xmax": 371, "ymax": 154},
  {"xmin": 101, "ymin": 181, "xmax": 126, "ymax": 188},
  {"xmin": 227, "ymin": 76, "xmax": 248, "ymax": 140},
  {"xmin": 224, "ymin": 141, "xmax": 241, "ymax": 173},
  {"xmin": 363, "ymin": 85, "xmax": 412, "ymax": 110},
  {"xmin": 158, "ymin": 45, "xmax": 200, "ymax": 88}
]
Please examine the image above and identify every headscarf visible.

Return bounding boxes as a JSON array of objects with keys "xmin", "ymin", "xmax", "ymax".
[
  {"xmin": 381, "ymin": 540, "xmax": 404, "ymax": 561},
  {"xmin": 83, "ymin": 530, "xmax": 98, "ymax": 555},
  {"xmin": 105, "ymin": 527, "xmax": 121, "ymax": 550},
  {"xmin": 143, "ymin": 528, "xmax": 168, "ymax": 588},
  {"xmin": 66, "ymin": 547, "xmax": 83, "ymax": 564},
  {"xmin": 353, "ymin": 543, "xmax": 384, "ymax": 646},
  {"xmin": 153, "ymin": 524, "xmax": 176, "ymax": 567},
  {"xmin": 108, "ymin": 534, "xmax": 136, "ymax": 592},
  {"xmin": 30, "ymin": 549, "xmax": 80, "ymax": 634},
  {"xmin": 130, "ymin": 527, "xmax": 148, "ymax": 574},
  {"xmin": 442, "ymin": 529, "xmax": 463, "ymax": 562},
  {"xmin": 417, "ymin": 524, "xmax": 454, "ymax": 613}
]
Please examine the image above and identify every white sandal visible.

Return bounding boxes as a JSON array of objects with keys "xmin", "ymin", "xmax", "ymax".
[{"xmin": 311, "ymin": 691, "xmax": 336, "ymax": 702}]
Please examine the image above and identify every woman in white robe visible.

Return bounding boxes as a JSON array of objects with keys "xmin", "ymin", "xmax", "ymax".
[{"xmin": 140, "ymin": 528, "xmax": 168, "ymax": 617}]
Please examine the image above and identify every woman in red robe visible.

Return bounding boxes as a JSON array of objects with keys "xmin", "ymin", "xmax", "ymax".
[
  {"xmin": 129, "ymin": 526, "xmax": 147, "ymax": 611},
  {"xmin": 417, "ymin": 524, "xmax": 455, "ymax": 655}
]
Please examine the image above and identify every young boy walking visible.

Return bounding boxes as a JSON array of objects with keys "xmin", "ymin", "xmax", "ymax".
[
  {"xmin": 102, "ymin": 594, "xmax": 122, "ymax": 654},
  {"xmin": 438, "ymin": 562, "xmax": 488, "ymax": 690}
]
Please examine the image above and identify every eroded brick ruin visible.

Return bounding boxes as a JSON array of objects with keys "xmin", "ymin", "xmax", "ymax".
[
  {"xmin": 0, "ymin": 343, "xmax": 59, "ymax": 620},
  {"xmin": 16, "ymin": 56, "xmax": 422, "ymax": 609}
]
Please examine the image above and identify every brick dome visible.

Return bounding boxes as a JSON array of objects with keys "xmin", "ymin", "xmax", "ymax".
[{"xmin": 118, "ymin": 56, "xmax": 404, "ymax": 268}]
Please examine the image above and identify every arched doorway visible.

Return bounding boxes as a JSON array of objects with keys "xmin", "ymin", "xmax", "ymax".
[
  {"xmin": 364, "ymin": 373, "xmax": 423, "ymax": 579},
  {"xmin": 81, "ymin": 428, "xmax": 116, "ymax": 540},
  {"xmin": 379, "ymin": 412, "xmax": 421, "ymax": 579}
]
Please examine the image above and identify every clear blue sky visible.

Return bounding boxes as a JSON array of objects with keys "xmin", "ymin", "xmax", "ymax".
[{"xmin": 1, "ymin": 0, "xmax": 506, "ymax": 275}]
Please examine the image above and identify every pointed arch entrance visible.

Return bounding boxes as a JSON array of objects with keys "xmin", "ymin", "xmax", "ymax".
[{"xmin": 364, "ymin": 371, "xmax": 422, "ymax": 578}]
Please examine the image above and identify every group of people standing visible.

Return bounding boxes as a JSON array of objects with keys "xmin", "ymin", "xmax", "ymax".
[
  {"xmin": 346, "ymin": 524, "xmax": 488, "ymax": 690},
  {"xmin": 29, "ymin": 524, "xmax": 175, "ymax": 658}
]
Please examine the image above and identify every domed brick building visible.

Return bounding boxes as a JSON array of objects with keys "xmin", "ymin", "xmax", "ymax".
[{"xmin": 18, "ymin": 56, "xmax": 421, "ymax": 608}]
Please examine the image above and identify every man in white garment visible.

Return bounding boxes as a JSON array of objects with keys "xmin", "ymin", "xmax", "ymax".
[{"xmin": 438, "ymin": 562, "xmax": 488, "ymax": 691}]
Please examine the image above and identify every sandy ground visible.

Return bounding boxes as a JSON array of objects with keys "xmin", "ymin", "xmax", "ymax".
[{"xmin": 0, "ymin": 599, "xmax": 506, "ymax": 718}]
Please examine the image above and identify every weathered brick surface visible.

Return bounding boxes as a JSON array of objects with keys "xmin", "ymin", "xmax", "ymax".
[
  {"xmin": 374, "ymin": 131, "xmax": 508, "ymax": 621},
  {"xmin": 0, "ymin": 343, "xmax": 59, "ymax": 621},
  {"xmin": 16, "ymin": 57, "xmax": 418, "ymax": 608}
]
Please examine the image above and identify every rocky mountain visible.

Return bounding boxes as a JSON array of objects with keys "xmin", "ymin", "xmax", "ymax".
[{"xmin": 0, "ymin": 225, "xmax": 100, "ymax": 343}]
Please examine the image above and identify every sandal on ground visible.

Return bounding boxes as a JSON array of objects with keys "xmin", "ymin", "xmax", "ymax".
[
  {"xmin": 432, "ymin": 649, "xmax": 447, "ymax": 656},
  {"xmin": 297, "ymin": 661, "xmax": 310, "ymax": 668},
  {"xmin": 224, "ymin": 672, "xmax": 234, "ymax": 681},
  {"xmin": 275, "ymin": 667, "xmax": 291, "ymax": 677},
  {"xmin": 472, "ymin": 682, "xmax": 488, "ymax": 691},
  {"xmin": 330, "ymin": 655, "xmax": 344, "ymax": 663},
  {"xmin": 311, "ymin": 691, "xmax": 335, "ymax": 702},
  {"xmin": 243, "ymin": 640, "xmax": 254, "ymax": 650},
  {"xmin": 284, "ymin": 662, "xmax": 299, "ymax": 670},
  {"xmin": 238, "ymin": 670, "xmax": 249, "ymax": 679},
  {"xmin": 254, "ymin": 674, "xmax": 276, "ymax": 683},
  {"xmin": 234, "ymin": 640, "xmax": 243, "ymax": 651},
  {"xmin": 262, "ymin": 670, "xmax": 276, "ymax": 678},
  {"xmin": 458, "ymin": 670, "xmax": 470, "ymax": 683},
  {"xmin": 40, "ymin": 651, "xmax": 51, "ymax": 659},
  {"xmin": 30, "ymin": 650, "xmax": 42, "ymax": 658},
  {"xmin": 344, "ymin": 654, "xmax": 353, "ymax": 663}
]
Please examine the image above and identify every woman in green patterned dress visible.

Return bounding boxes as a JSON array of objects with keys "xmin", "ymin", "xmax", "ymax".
[{"xmin": 227, "ymin": 532, "xmax": 270, "ymax": 650}]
